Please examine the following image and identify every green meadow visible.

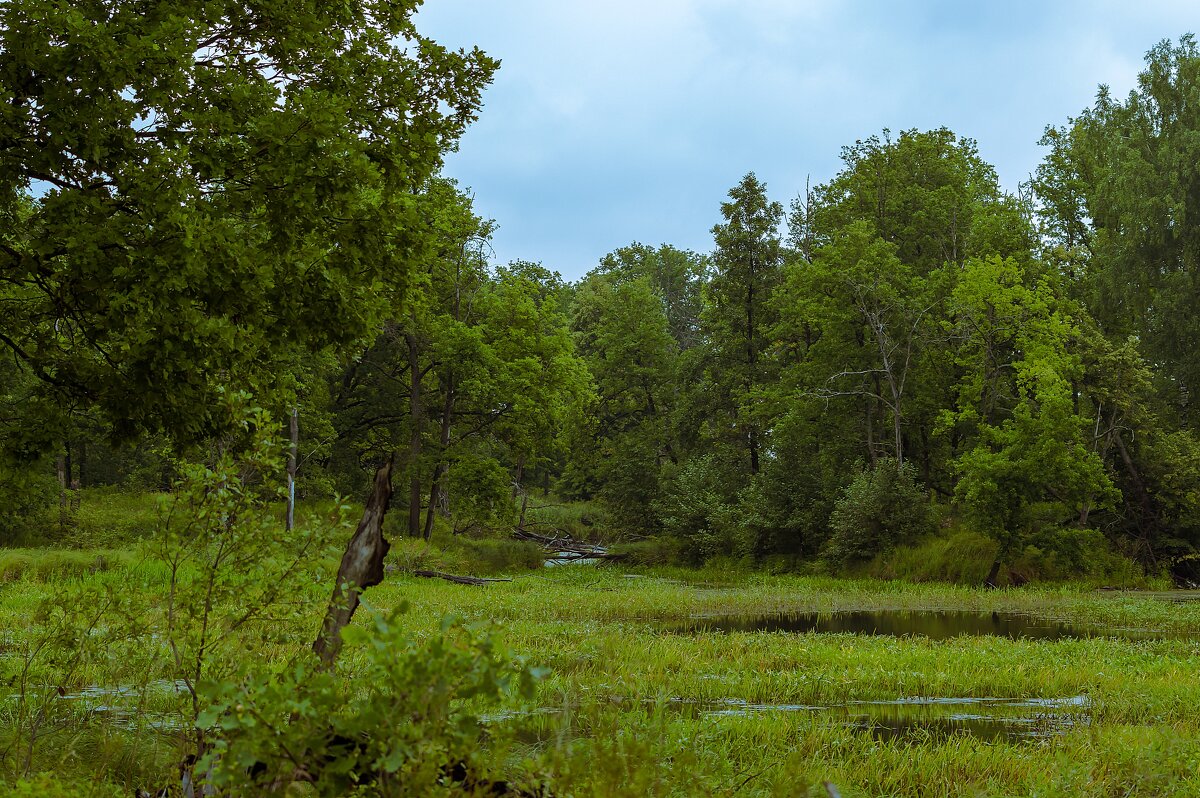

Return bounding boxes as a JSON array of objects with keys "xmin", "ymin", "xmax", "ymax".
[{"xmin": 4, "ymin": 543, "xmax": 1200, "ymax": 797}]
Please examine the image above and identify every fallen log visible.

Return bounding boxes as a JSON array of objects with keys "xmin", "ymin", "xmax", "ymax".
[
  {"xmin": 512, "ymin": 528, "xmax": 619, "ymax": 558},
  {"xmin": 414, "ymin": 570, "xmax": 513, "ymax": 586}
]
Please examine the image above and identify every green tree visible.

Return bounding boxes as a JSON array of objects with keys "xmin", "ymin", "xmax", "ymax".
[
  {"xmin": 0, "ymin": 0, "xmax": 497, "ymax": 446},
  {"xmin": 777, "ymin": 222, "xmax": 932, "ymax": 467},
  {"xmin": 945, "ymin": 256, "xmax": 1117, "ymax": 581},
  {"xmin": 702, "ymin": 172, "xmax": 784, "ymax": 477},
  {"xmin": 809, "ymin": 128, "xmax": 1033, "ymax": 275},
  {"xmin": 567, "ymin": 274, "xmax": 679, "ymax": 533},
  {"xmin": 593, "ymin": 243, "xmax": 709, "ymax": 350}
]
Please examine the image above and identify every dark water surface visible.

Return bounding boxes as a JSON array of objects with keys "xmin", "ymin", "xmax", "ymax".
[
  {"xmin": 694, "ymin": 695, "xmax": 1090, "ymax": 742},
  {"xmin": 670, "ymin": 610, "xmax": 1172, "ymax": 640},
  {"xmin": 492, "ymin": 695, "xmax": 1091, "ymax": 745}
]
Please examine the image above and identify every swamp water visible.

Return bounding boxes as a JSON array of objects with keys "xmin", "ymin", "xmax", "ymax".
[
  {"xmin": 669, "ymin": 609, "xmax": 1177, "ymax": 641},
  {"xmin": 490, "ymin": 695, "xmax": 1092, "ymax": 745}
]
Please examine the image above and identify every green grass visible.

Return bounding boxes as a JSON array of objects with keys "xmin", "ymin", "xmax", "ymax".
[{"xmin": 3, "ymin": 547, "xmax": 1200, "ymax": 796}]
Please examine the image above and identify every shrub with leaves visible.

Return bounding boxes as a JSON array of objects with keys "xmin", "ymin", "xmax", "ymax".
[
  {"xmin": 147, "ymin": 396, "xmax": 350, "ymax": 766},
  {"xmin": 199, "ymin": 603, "xmax": 544, "ymax": 796},
  {"xmin": 824, "ymin": 459, "xmax": 933, "ymax": 567}
]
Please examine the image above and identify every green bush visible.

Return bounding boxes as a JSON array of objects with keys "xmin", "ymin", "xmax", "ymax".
[
  {"xmin": 8, "ymin": 774, "xmax": 124, "ymax": 797},
  {"xmin": 0, "ymin": 548, "xmax": 133, "ymax": 583},
  {"xmin": 1009, "ymin": 527, "xmax": 1148, "ymax": 586},
  {"xmin": 610, "ymin": 536, "xmax": 688, "ymax": 566},
  {"xmin": 201, "ymin": 604, "xmax": 542, "ymax": 796},
  {"xmin": 523, "ymin": 497, "xmax": 614, "ymax": 543},
  {"xmin": 656, "ymin": 453, "xmax": 750, "ymax": 564},
  {"xmin": 388, "ymin": 535, "xmax": 546, "ymax": 576},
  {"xmin": 0, "ymin": 462, "xmax": 57, "ymax": 546},
  {"xmin": 69, "ymin": 488, "xmax": 162, "ymax": 548},
  {"xmin": 824, "ymin": 459, "xmax": 934, "ymax": 567}
]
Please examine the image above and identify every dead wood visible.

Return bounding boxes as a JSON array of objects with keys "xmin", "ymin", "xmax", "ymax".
[
  {"xmin": 511, "ymin": 529, "xmax": 626, "ymax": 562},
  {"xmin": 413, "ymin": 570, "xmax": 513, "ymax": 586},
  {"xmin": 312, "ymin": 458, "xmax": 394, "ymax": 667}
]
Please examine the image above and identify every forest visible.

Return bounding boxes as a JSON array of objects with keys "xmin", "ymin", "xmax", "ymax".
[{"xmin": 3, "ymin": 3, "xmax": 1200, "ymax": 797}]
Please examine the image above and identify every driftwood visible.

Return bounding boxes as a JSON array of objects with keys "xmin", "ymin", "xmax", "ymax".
[
  {"xmin": 413, "ymin": 569, "xmax": 513, "ymax": 586},
  {"xmin": 512, "ymin": 528, "xmax": 625, "ymax": 561},
  {"xmin": 313, "ymin": 458, "xmax": 394, "ymax": 667}
]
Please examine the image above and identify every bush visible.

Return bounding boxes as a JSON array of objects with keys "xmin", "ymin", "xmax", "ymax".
[
  {"xmin": 8, "ymin": 774, "xmax": 123, "ymax": 797},
  {"xmin": 69, "ymin": 488, "xmax": 162, "ymax": 547},
  {"xmin": 656, "ymin": 453, "xmax": 750, "ymax": 565},
  {"xmin": 523, "ymin": 497, "xmax": 614, "ymax": 543},
  {"xmin": 1009, "ymin": 527, "xmax": 1148, "ymax": 586},
  {"xmin": 0, "ymin": 462, "xmax": 57, "ymax": 546},
  {"xmin": 610, "ymin": 536, "xmax": 688, "ymax": 566},
  {"xmin": 201, "ymin": 604, "xmax": 542, "ymax": 796},
  {"xmin": 389, "ymin": 535, "xmax": 546, "ymax": 576},
  {"xmin": 824, "ymin": 459, "xmax": 933, "ymax": 567}
]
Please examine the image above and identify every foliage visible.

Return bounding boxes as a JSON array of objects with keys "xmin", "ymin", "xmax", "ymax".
[
  {"xmin": 700, "ymin": 172, "xmax": 785, "ymax": 478},
  {"xmin": 868, "ymin": 530, "xmax": 1000, "ymax": 585},
  {"xmin": 656, "ymin": 453, "xmax": 748, "ymax": 564},
  {"xmin": 0, "ymin": 0, "xmax": 497, "ymax": 445},
  {"xmin": 200, "ymin": 603, "xmax": 542, "ymax": 796},
  {"xmin": 824, "ymin": 459, "xmax": 933, "ymax": 567},
  {"xmin": 944, "ymin": 256, "xmax": 1117, "ymax": 555},
  {"xmin": 147, "ymin": 398, "xmax": 349, "ymax": 762},
  {"xmin": 567, "ymin": 274, "xmax": 679, "ymax": 533},
  {"xmin": 1036, "ymin": 36, "xmax": 1200, "ymax": 424}
]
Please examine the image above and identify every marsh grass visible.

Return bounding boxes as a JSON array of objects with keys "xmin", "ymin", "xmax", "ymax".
[{"xmin": 3, "ymin": 551, "xmax": 1200, "ymax": 796}]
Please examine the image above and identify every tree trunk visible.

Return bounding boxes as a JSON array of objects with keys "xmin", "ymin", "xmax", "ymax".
[
  {"xmin": 63, "ymin": 441, "xmax": 73, "ymax": 490},
  {"xmin": 423, "ymin": 380, "xmax": 455, "ymax": 541},
  {"xmin": 983, "ymin": 558, "xmax": 1002, "ymax": 589},
  {"xmin": 405, "ymin": 332, "xmax": 423, "ymax": 539},
  {"xmin": 286, "ymin": 407, "xmax": 298, "ymax": 532},
  {"xmin": 865, "ymin": 397, "xmax": 878, "ymax": 467},
  {"xmin": 313, "ymin": 458, "xmax": 394, "ymax": 668}
]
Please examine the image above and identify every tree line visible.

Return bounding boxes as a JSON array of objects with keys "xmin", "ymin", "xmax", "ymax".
[{"xmin": 2, "ymin": 6, "xmax": 1199, "ymax": 583}]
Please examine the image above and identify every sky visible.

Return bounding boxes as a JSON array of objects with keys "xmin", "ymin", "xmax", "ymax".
[{"xmin": 415, "ymin": 1, "xmax": 1198, "ymax": 281}]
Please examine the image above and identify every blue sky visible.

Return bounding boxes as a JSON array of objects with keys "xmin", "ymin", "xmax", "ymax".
[{"xmin": 415, "ymin": 1, "xmax": 1197, "ymax": 280}]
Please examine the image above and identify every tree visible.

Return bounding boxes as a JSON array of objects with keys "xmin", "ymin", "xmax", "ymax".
[
  {"xmin": 567, "ymin": 273, "xmax": 679, "ymax": 533},
  {"xmin": 703, "ymin": 172, "xmax": 784, "ymax": 476},
  {"xmin": 592, "ymin": 243, "xmax": 709, "ymax": 350},
  {"xmin": 331, "ymin": 251, "xmax": 588, "ymax": 539},
  {"xmin": 810, "ymin": 128, "xmax": 1033, "ymax": 276},
  {"xmin": 777, "ymin": 222, "xmax": 932, "ymax": 467},
  {"xmin": 0, "ymin": 0, "xmax": 498, "ymax": 446},
  {"xmin": 1035, "ymin": 36, "xmax": 1200, "ymax": 424},
  {"xmin": 945, "ymin": 256, "xmax": 1117, "ymax": 581}
]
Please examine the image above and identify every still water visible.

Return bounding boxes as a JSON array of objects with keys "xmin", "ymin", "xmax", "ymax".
[{"xmin": 670, "ymin": 609, "xmax": 1171, "ymax": 640}]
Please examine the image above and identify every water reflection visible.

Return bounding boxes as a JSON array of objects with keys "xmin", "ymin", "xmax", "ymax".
[
  {"xmin": 694, "ymin": 695, "xmax": 1089, "ymax": 742},
  {"xmin": 493, "ymin": 694, "xmax": 1091, "ymax": 745},
  {"xmin": 670, "ymin": 610, "xmax": 1168, "ymax": 640}
]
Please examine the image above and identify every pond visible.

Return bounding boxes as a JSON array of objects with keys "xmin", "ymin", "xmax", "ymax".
[
  {"xmin": 669, "ymin": 610, "xmax": 1173, "ymax": 641},
  {"xmin": 692, "ymin": 695, "xmax": 1090, "ymax": 742},
  {"xmin": 490, "ymin": 695, "xmax": 1091, "ymax": 745}
]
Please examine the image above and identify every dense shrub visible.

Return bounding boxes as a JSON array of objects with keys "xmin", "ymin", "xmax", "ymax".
[
  {"xmin": 202, "ymin": 605, "xmax": 541, "ymax": 796},
  {"xmin": 656, "ymin": 453, "xmax": 750, "ymax": 564},
  {"xmin": 0, "ymin": 462, "xmax": 57, "ymax": 546},
  {"xmin": 824, "ymin": 459, "xmax": 933, "ymax": 567}
]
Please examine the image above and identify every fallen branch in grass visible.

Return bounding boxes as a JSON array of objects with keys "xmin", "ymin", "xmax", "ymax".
[
  {"xmin": 413, "ymin": 570, "xmax": 513, "ymax": 586},
  {"xmin": 511, "ymin": 529, "xmax": 626, "ymax": 561}
]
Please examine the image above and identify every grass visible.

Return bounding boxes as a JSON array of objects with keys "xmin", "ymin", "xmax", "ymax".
[{"xmin": 2, "ymin": 543, "xmax": 1200, "ymax": 796}]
